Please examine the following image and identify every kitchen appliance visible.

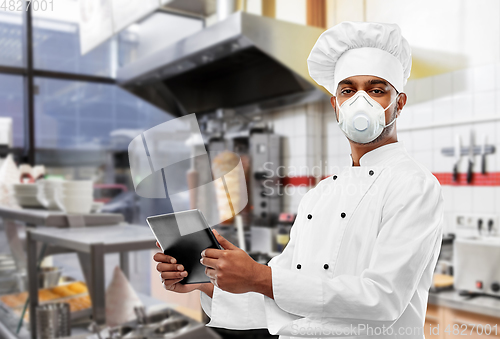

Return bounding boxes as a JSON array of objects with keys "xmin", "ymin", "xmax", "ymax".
[
  {"xmin": 454, "ymin": 237, "xmax": 500, "ymax": 297},
  {"xmin": 116, "ymin": 11, "xmax": 327, "ymax": 117},
  {"xmin": 199, "ymin": 115, "xmax": 282, "ymax": 252},
  {"xmin": 203, "ymin": 116, "xmax": 282, "ymax": 229},
  {"xmin": 249, "ymin": 132, "xmax": 281, "ymax": 226}
]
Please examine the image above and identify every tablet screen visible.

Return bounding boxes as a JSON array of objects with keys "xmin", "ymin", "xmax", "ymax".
[{"xmin": 147, "ymin": 209, "xmax": 222, "ymax": 284}]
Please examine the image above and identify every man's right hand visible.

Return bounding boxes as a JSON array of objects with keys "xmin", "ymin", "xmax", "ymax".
[{"xmin": 153, "ymin": 242, "xmax": 213, "ymax": 296}]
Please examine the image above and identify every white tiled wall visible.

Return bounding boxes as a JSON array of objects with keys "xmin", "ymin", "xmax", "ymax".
[{"xmin": 266, "ymin": 62, "xmax": 500, "ymax": 233}]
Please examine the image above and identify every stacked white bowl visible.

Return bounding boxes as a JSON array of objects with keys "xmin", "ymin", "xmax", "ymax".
[
  {"xmin": 13, "ymin": 183, "xmax": 44, "ymax": 208},
  {"xmin": 55, "ymin": 180, "xmax": 94, "ymax": 214},
  {"xmin": 37, "ymin": 178, "xmax": 64, "ymax": 210}
]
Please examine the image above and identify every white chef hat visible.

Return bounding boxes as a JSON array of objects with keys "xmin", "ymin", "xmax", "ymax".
[{"xmin": 307, "ymin": 21, "xmax": 412, "ymax": 95}]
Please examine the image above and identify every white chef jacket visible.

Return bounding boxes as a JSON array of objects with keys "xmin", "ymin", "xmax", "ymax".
[{"xmin": 200, "ymin": 141, "xmax": 444, "ymax": 339}]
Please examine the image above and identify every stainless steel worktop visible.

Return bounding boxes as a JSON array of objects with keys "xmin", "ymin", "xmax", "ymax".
[
  {"xmin": 428, "ymin": 289, "xmax": 500, "ymax": 318},
  {"xmin": 26, "ymin": 224, "xmax": 157, "ymax": 338},
  {"xmin": 0, "ymin": 206, "xmax": 124, "ymax": 227},
  {"xmin": 29, "ymin": 224, "xmax": 156, "ymax": 253}
]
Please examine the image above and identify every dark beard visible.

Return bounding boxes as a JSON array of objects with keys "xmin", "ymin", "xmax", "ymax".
[{"xmin": 347, "ymin": 105, "xmax": 398, "ymax": 146}]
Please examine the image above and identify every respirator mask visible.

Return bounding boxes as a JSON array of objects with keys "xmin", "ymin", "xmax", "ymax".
[{"xmin": 335, "ymin": 90, "xmax": 400, "ymax": 144}]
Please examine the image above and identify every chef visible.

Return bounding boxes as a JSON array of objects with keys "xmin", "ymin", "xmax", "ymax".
[{"xmin": 154, "ymin": 21, "xmax": 444, "ymax": 338}]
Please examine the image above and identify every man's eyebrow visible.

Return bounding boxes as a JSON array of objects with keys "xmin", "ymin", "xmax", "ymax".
[
  {"xmin": 367, "ymin": 79, "xmax": 388, "ymax": 86},
  {"xmin": 338, "ymin": 79, "xmax": 353, "ymax": 86}
]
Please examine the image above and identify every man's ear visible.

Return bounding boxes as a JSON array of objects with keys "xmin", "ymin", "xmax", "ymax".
[
  {"xmin": 330, "ymin": 96, "xmax": 339, "ymax": 122},
  {"xmin": 396, "ymin": 93, "xmax": 407, "ymax": 118}
]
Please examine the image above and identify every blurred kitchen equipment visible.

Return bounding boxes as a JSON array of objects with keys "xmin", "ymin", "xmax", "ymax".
[
  {"xmin": 19, "ymin": 164, "xmax": 34, "ymax": 184},
  {"xmin": 36, "ymin": 302, "xmax": 71, "ymax": 339},
  {"xmin": 0, "ymin": 254, "xmax": 18, "ymax": 295},
  {"xmin": 438, "ymin": 233, "xmax": 455, "ymax": 265},
  {"xmin": 211, "ymin": 150, "xmax": 246, "ymax": 223},
  {"xmin": 249, "ymin": 130, "xmax": 281, "ymax": 226},
  {"xmin": 32, "ymin": 166, "xmax": 45, "ymax": 182},
  {"xmin": 0, "ymin": 117, "xmax": 13, "ymax": 148},
  {"xmin": 13, "ymin": 184, "xmax": 44, "ymax": 208},
  {"xmin": 276, "ymin": 213, "xmax": 295, "ymax": 252},
  {"xmin": 91, "ymin": 201, "xmax": 104, "ymax": 213},
  {"xmin": 36, "ymin": 178, "xmax": 63, "ymax": 210},
  {"xmin": 100, "ymin": 191, "xmax": 139, "ymax": 223},
  {"xmin": 454, "ymin": 237, "xmax": 500, "ymax": 298},
  {"xmin": 54, "ymin": 180, "xmax": 94, "ymax": 214},
  {"xmin": 139, "ymin": 308, "xmax": 174, "ymax": 325},
  {"xmin": 467, "ymin": 129, "xmax": 475, "ymax": 184},
  {"xmin": 455, "ymin": 214, "xmax": 498, "ymax": 238},
  {"xmin": 88, "ymin": 322, "xmax": 104, "ymax": 339},
  {"xmin": 430, "ymin": 273, "xmax": 454, "ymax": 293},
  {"xmin": 88, "ymin": 307, "xmax": 221, "ymax": 339},
  {"xmin": 15, "ymin": 268, "xmax": 74, "ymax": 301},
  {"xmin": 38, "ymin": 267, "xmax": 62, "ymax": 289},
  {"xmin": 187, "ymin": 167, "xmax": 199, "ymax": 210},
  {"xmin": 441, "ymin": 136, "xmax": 495, "ymax": 180},
  {"xmin": 248, "ymin": 123, "xmax": 281, "ymax": 253},
  {"xmin": 0, "ymin": 153, "xmax": 21, "ymax": 208},
  {"xmin": 186, "ymin": 135, "xmax": 200, "ymax": 210},
  {"xmin": 204, "ymin": 115, "xmax": 281, "ymax": 228},
  {"xmin": 117, "ymin": 11, "xmax": 327, "ymax": 117},
  {"xmin": 453, "ymin": 135, "xmax": 461, "ymax": 182},
  {"xmin": 251, "ymin": 226, "xmax": 277, "ymax": 253},
  {"xmin": 481, "ymin": 135, "xmax": 487, "ymax": 174},
  {"xmin": 234, "ymin": 214, "xmax": 246, "ymax": 251},
  {"xmin": 133, "ymin": 306, "xmax": 147, "ymax": 325}
]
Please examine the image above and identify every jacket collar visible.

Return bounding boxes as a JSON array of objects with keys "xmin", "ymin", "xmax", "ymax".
[{"xmin": 349, "ymin": 141, "xmax": 406, "ymax": 167}]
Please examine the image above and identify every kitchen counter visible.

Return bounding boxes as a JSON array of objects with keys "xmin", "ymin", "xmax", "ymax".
[
  {"xmin": 0, "ymin": 206, "xmax": 124, "ymax": 227},
  {"xmin": 26, "ymin": 224, "xmax": 157, "ymax": 338},
  {"xmin": 428, "ymin": 289, "xmax": 500, "ymax": 319}
]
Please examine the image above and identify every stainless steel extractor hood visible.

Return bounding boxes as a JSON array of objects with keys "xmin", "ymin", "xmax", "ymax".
[{"xmin": 116, "ymin": 11, "xmax": 329, "ymax": 116}]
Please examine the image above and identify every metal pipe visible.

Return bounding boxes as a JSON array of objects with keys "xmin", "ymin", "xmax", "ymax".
[{"xmin": 22, "ymin": 0, "xmax": 34, "ymax": 165}]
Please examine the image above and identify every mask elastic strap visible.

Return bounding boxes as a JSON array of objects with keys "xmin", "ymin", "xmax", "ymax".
[
  {"xmin": 384, "ymin": 93, "xmax": 401, "ymax": 127},
  {"xmin": 384, "ymin": 93, "xmax": 400, "ymax": 111},
  {"xmin": 335, "ymin": 97, "xmax": 342, "ymax": 124}
]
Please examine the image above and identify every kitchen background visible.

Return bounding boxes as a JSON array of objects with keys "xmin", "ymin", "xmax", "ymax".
[{"xmin": 0, "ymin": 0, "xmax": 499, "ymax": 338}]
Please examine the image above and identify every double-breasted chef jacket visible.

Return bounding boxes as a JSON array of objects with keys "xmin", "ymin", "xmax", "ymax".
[{"xmin": 200, "ymin": 141, "xmax": 444, "ymax": 339}]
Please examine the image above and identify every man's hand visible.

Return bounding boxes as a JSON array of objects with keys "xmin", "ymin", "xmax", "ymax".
[
  {"xmin": 153, "ymin": 241, "xmax": 212, "ymax": 295},
  {"xmin": 201, "ymin": 229, "xmax": 273, "ymax": 297}
]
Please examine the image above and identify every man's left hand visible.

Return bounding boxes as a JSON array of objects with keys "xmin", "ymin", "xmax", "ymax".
[{"xmin": 200, "ymin": 229, "xmax": 266, "ymax": 294}]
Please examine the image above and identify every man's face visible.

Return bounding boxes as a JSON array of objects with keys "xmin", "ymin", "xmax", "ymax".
[{"xmin": 330, "ymin": 75, "xmax": 407, "ymax": 145}]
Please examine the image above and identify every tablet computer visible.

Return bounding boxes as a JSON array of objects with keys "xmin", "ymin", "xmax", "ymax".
[{"xmin": 147, "ymin": 209, "xmax": 222, "ymax": 284}]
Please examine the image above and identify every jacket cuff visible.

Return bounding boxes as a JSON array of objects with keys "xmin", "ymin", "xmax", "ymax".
[
  {"xmin": 205, "ymin": 285, "xmax": 268, "ymax": 329},
  {"xmin": 271, "ymin": 265, "xmax": 323, "ymax": 318},
  {"xmin": 263, "ymin": 295, "xmax": 302, "ymax": 335},
  {"xmin": 199, "ymin": 289, "xmax": 212, "ymax": 318}
]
